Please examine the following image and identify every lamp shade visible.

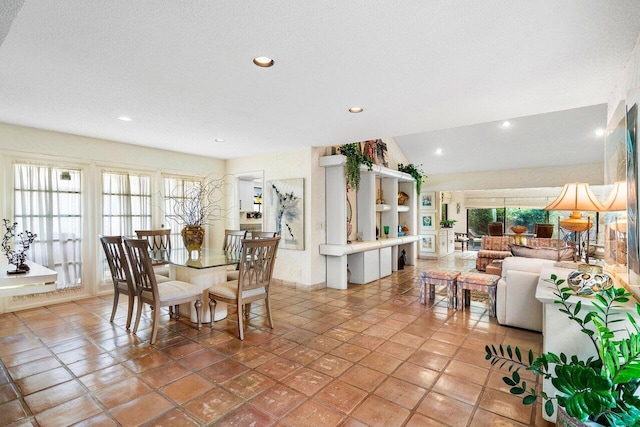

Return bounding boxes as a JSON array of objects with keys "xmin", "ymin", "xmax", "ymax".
[
  {"xmin": 545, "ymin": 183, "xmax": 604, "ymax": 232},
  {"xmin": 602, "ymin": 181, "xmax": 627, "ymax": 212},
  {"xmin": 544, "ymin": 183, "xmax": 605, "ymax": 212}
]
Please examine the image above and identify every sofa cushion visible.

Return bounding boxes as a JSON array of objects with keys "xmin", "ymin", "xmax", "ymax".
[
  {"xmin": 482, "ymin": 236, "xmax": 511, "ymax": 251},
  {"xmin": 526, "ymin": 238, "xmax": 556, "ymax": 248},
  {"xmin": 477, "ymin": 249, "xmax": 512, "ymax": 260},
  {"xmin": 509, "ymin": 244, "xmax": 575, "ymax": 261},
  {"xmin": 500, "ymin": 256, "xmax": 556, "ymax": 278}
]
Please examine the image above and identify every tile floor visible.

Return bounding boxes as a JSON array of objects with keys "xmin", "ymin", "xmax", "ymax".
[{"xmin": 0, "ymin": 252, "xmax": 553, "ymax": 426}]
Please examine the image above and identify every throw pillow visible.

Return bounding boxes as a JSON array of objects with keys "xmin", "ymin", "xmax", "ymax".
[{"xmin": 509, "ymin": 244, "xmax": 575, "ymax": 261}]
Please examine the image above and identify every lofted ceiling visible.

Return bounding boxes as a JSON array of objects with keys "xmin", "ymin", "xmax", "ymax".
[{"xmin": 0, "ymin": 1, "xmax": 639, "ymax": 174}]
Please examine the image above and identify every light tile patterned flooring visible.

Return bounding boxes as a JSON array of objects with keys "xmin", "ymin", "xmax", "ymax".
[{"xmin": 0, "ymin": 252, "xmax": 553, "ymax": 426}]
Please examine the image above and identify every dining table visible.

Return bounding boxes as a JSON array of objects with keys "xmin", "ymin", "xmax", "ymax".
[{"xmin": 151, "ymin": 248, "xmax": 240, "ymax": 323}]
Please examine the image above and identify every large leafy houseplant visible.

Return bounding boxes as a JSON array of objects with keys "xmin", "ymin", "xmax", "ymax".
[
  {"xmin": 398, "ymin": 163, "xmax": 427, "ymax": 195},
  {"xmin": 338, "ymin": 143, "xmax": 373, "ymax": 191},
  {"xmin": 486, "ymin": 275, "xmax": 640, "ymax": 426}
]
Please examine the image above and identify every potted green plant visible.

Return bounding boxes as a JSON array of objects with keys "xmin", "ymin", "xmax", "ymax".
[
  {"xmin": 338, "ymin": 143, "xmax": 373, "ymax": 191},
  {"xmin": 485, "ymin": 274, "xmax": 640, "ymax": 426},
  {"xmin": 440, "ymin": 219, "xmax": 457, "ymax": 228},
  {"xmin": 398, "ymin": 163, "xmax": 427, "ymax": 195}
]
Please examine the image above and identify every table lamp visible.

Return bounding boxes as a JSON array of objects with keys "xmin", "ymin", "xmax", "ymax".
[
  {"xmin": 544, "ymin": 183, "xmax": 605, "ymax": 263},
  {"xmin": 544, "ymin": 183, "xmax": 605, "ymax": 231}
]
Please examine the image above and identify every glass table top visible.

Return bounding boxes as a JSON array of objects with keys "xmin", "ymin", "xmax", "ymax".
[{"xmin": 150, "ymin": 249, "xmax": 240, "ymax": 269}]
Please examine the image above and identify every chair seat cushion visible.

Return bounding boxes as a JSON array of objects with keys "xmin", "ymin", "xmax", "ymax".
[
  {"xmin": 209, "ymin": 281, "xmax": 266, "ymax": 300},
  {"xmin": 155, "ymin": 274, "xmax": 172, "ymax": 284},
  {"xmin": 153, "ymin": 265, "xmax": 170, "ymax": 277},
  {"xmin": 142, "ymin": 280, "xmax": 201, "ymax": 303},
  {"xmin": 227, "ymin": 270, "xmax": 239, "ymax": 281}
]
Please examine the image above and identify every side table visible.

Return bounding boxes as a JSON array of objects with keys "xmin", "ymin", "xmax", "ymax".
[
  {"xmin": 420, "ymin": 270, "xmax": 460, "ymax": 309},
  {"xmin": 457, "ymin": 272, "xmax": 499, "ymax": 317}
]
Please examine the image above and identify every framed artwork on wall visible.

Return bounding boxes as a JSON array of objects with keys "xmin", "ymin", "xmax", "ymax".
[
  {"xmin": 420, "ymin": 232, "xmax": 436, "ymax": 253},
  {"xmin": 420, "ymin": 213, "xmax": 435, "ymax": 232},
  {"xmin": 266, "ymin": 178, "xmax": 304, "ymax": 250},
  {"xmin": 420, "ymin": 192, "xmax": 435, "ymax": 209}
]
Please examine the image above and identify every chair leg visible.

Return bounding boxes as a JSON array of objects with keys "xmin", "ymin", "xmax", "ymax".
[
  {"xmin": 244, "ymin": 303, "xmax": 251, "ymax": 319},
  {"xmin": 209, "ymin": 299, "xmax": 216, "ymax": 330},
  {"xmin": 265, "ymin": 294, "xmax": 274, "ymax": 329},
  {"xmin": 150, "ymin": 304, "xmax": 160, "ymax": 345},
  {"xmin": 125, "ymin": 293, "xmax": 134, "ymax": 330},
  {"xmin": 133, "ymin": 299, "xmax": 144, "ymax": 334},
  {"xmin": 174, "ymin": 305, "xmax": 180, "ymax": 320},
  {"xmin": 194, "ymin": 298, "xmax": 202, "ymax": 331},
  {"xmin": 237, "ymin": 301, "xmax": 244, "ymax": 340},
  {"xmin": 110, "ymin": 289, "xmax": 119, "ymax": 323}
]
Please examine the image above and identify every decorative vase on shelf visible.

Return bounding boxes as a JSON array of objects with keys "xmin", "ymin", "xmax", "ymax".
[{"xmin": 181, "ymin": 225, "xmax": 205, "ymax": 252}]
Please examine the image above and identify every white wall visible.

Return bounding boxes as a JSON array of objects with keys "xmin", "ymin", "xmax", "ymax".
[{"xmin": 226, "ymin": 146, "xmax": 326, "ymax": 290}]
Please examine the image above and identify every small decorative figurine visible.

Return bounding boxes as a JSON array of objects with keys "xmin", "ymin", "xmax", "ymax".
[{"xmin": 398, "ymin": 249, "xmax": 407, "ymax": 270}]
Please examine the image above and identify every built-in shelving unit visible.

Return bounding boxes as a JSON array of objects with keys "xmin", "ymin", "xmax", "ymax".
[{"xmin": 320, "ymin": 155, "xmax": 419, "ymax": 289}]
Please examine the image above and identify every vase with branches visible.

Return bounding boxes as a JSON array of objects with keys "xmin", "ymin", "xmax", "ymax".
[
  {"xmin": 2, "ymin": 219, "xmax": 37, "ymax": 274},
  {"xmin": 166, "ymin": 175, "xmax": 227, "ymax": 251}
]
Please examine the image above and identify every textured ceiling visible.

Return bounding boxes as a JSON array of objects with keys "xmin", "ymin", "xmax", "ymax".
[{"xmin": 0, "ymin": 1, "xmax": 639, "ymax": 174}]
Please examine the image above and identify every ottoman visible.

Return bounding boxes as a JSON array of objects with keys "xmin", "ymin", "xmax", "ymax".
[
  {"xmin": 457, "ymin": 272, "xmax": 499, "ymax": 317},
  {"xmin": 420, "ymin": 270, "xmax": 460, "ymax": 309}
]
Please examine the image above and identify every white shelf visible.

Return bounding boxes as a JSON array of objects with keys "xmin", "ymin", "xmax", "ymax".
[
  {"xmin": 320, "ymin": 154, "xmax": 418, "ymax": 288},
  {"xmin": 319, "ymin": 155, "xmax": 414, "ymax": 182},
  {"xmin": 320, "ymin": 235, "xmax": 420, "ymax": 257}
]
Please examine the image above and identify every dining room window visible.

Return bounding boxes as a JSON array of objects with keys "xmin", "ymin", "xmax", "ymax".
[
  {"xmin": 13, "ymin": 163, "xmax": 83, "ymax": 288},
  {"xmin": 163, "ymin": 175, "xmax": 202, "ymax": 250},
  {"xmin": 101, "ymin": 171, "xmax": 151, "ymax": 279}
]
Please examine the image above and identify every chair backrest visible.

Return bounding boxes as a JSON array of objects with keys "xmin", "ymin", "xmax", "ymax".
[
  {"xmin": 100, "ymin": 235, "xmax": 134, "ymax": 294},
  {"xmin": 135, "ymin": 229, "xmax": 171, "ymax": 251},
  {"xmin": 237, "ymin": 237, "xmax": 280, "ymax": 293},
  {"xmin": 135, "ymin": 229, "xmax": 171, "ymax": 266},
  {"xmin": 124, "ymin": 238, "xmax": 160, "ymax": 300},
  {"xmin": 535, "ymin": 223, "xmax": 554, "ymax": 239},
  {"xmin": 488, "ymin": 222, "xmax": 504, "ymax": 236},
  {"xmin": 223, "ymin": 230, "xmax": 247, "ymax": 252},
  {"xmin": 249, "ymin": 231, "xmax": 277, "ymax": 239}
]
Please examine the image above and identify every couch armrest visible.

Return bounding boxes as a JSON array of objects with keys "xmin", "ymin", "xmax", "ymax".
[{"xmin": 496, "ymin": 270, "xmax": 543, "ymax": 332}]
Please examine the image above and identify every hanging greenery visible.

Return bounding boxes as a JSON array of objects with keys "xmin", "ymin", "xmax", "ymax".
[
  {"xmin": 398, "ymin": 163, "xmax": 427, "ymax": 194},
  {"xmin": 339, "ymin": 143, "xmax": 373, "ymax": 191}
]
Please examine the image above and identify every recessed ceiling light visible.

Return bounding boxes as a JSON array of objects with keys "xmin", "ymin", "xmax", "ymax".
[
  {"xmin": 501, "ymin": 121, "xmax": 511, "ymax": 128},
  {"xmin": 214, "ymin": 138, "xmax": 225, "ymax": 143},
  {"xmin": 117, "ymin": 116, "xmax": 133, "ymax": 121},
  {"xmin": 435, "ymin": 148, "xmax": 443, "ymax": 155},
  {"xmin": 594, "ymin": 128, "xmax": 605, "ymax": 137},
  {"xmin": 253, "ymin": 56, "xmax": 274, "ymax": 67},
  {"xmin": 348, "ymin": 107, "xmax": 363, "ymax": 113}
]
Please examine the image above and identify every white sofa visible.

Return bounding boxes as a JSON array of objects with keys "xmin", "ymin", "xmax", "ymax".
[{"xmin": 496, "ymin": 257, "xmax": 573, "ymax": 332}]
